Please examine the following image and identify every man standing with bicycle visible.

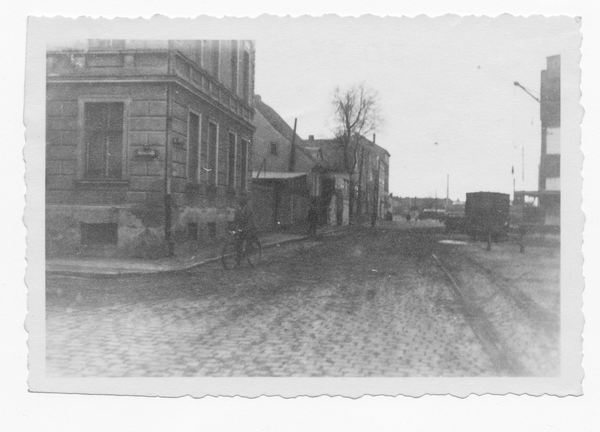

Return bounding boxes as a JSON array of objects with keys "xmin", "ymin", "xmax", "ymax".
[{"xmin": 233, "ymin": 196, "xmax": 257, "ymax": 265}]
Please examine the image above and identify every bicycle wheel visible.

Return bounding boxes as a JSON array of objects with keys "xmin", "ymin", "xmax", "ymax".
[
  {"xmin": 221, "ymin": 239, "xmax": 239, "ymax": 269},
  {"xmin": 244, "ymin": 238, "xmax": 262, "ymax": 267}
]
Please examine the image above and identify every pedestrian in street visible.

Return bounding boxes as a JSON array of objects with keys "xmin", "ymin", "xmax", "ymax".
[
  {"xmin": 307, "ymin": 198, "xmax": 319, "ymax": 235},
  {"xmin": 233, "ymin": 196, "xmax": 257, "ymax": 264},
  {"xmin": 370, "ymin": 209, "xmax": 377, "ymax": 228}
]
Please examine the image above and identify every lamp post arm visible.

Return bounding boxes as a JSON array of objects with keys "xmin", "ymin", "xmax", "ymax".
[{"xmin": 513, "ymin": 81, "xmax": 541, "ymax": 104}]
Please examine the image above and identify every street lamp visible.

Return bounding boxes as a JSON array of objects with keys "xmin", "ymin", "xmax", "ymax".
[
  {"xmin": 513, "ymin": 81, "xmax": 541, "ymax": 104},
  {"xmin": 434, "ymin": 142, "xmax": 439, "ymax": 210},
  {"xmin": 513, "ymin": 80, "xmax": 542, "ymax": 203}
]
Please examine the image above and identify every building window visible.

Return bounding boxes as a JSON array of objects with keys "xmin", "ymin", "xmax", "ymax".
[
  {"xmin": 230, "ymin": 40, "xmax": 239, "ymax": 94},
  {"xmin": 228, "ymin": 132, "xmax": 237, "ymax": 188},
  {"xmin": 242, "ymin": 50, "xmax": 250, "ymax": 103},
  {"xmin": 270, "ymin": 141, "xmax": 278, "ymax": 156},
  {"xmin": 188, "ymin": 112, "xmax": 201, "ymax": 182},
  {"xmin": 80, "ymin": 223, "xmax": 118, "ymax": 245},
  {"xmin": 210, "ymin": 40, "xmax": 220, "ymax": 78},
  {"xmin": 84, "ymin": 102, "xmax": 124, "ymax": 179},
  {"xmin": 240, "ymin": 139, "xmax": 249, "ymax": 190},
  {"xmin": 545, "ymin": 177, "xmax": 560, "ymax": 191},
  {"xmin": 207, "ymin": 121, "xmax": 218, "ymax": 186},
  {"xmin": 546, "ymin": 127, "xmax": 560, "ymax": 155}
]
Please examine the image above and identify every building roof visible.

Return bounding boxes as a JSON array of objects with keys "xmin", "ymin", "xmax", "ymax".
[
  {"xmin": 299, "ymin": 138, "xmax": 346, "ymax": 172},
  {"xmin": 254, "ymin": 95, "xmax": 302, "ymax": 144},
  {"xmin": 253, "ymin": 95, "xmax": 324, "ymax": 168},
  {"xmin": 356, "ymin": 134, "xmax": 391, "ymax": 158},
  {"xmin": 300, "ymin": 134, "xmax": 390, "ymax": 173}
]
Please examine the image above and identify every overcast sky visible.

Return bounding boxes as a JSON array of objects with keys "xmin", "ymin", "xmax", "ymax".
[{"xmin": 253, "ymin": 15, "xmax": 580, "ymax": 200}]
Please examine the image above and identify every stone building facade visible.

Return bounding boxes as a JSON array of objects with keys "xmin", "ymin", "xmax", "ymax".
[{"xmin": 46, "ymin": 39, "xmax": 256, "ymax": 257}]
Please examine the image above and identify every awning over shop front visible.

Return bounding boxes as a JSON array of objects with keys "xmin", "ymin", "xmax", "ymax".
[
  {"xmin": 253, "ymin": 171, "xmax": 307, "ymax": 180},
  {"xmin": 252, "ymin": 171, "xmax": 309, "ymax": 195}
]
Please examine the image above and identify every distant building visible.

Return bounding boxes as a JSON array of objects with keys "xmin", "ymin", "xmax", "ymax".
[
  {"xmin": 46, "ymin": 39, "xmax": 256, "ymax": 257},
  {"xmin": 301, "ymin": 137, "xmax": 350, "ymax": 226},
  {"xmin": 251, "ymin": 95, "xmax": 327, "ymax": 230},
  {"xmin": 356, "ymin": 135, "xmax": 391, "ymax": 219},
  {"xmin": 300, "ymin": 134, "xmax": 391, "ymax": 225}
]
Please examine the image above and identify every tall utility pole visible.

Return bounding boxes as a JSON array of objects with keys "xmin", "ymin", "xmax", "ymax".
[
  {"xmin": 522, "ymin": 145, "xmax": 525, "ymax": 188},
  {"xmin": 512, "ymin": 166, "xmax": 516, "ymax": 203},
  {"xmin": 434, "ymin": 142, "xmax": 439, "ymax": 210},
  {"xmin": 445, "ymin": 174, "xmax": 449, "ymax": 210},
  {"xmin": 288, "ymin": 118, "xmax": 298, "ymax": 172}
]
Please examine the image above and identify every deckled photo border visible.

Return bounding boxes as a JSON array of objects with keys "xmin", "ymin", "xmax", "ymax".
[{"xmin": 25, "ymin": 14, "xmax": 583, "ymax": 397}]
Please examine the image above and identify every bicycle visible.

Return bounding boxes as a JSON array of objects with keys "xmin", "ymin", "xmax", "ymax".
[{"xmin": 221, "ymin": 228, "xmax": 262, "ymax": 269}]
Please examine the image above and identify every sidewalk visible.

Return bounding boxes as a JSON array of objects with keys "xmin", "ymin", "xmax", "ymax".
[{"xmin": 46, "ymin": 225, "xmax": 349, "ymax": 278}]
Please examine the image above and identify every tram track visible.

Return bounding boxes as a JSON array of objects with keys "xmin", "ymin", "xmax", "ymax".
[
  {"xmin": 453, "ymin": 252, "xmax": 560, "ymax": 337},
  {"xmin": 431, "ymin": 253, "xmax": 529, "ymax": 376}
]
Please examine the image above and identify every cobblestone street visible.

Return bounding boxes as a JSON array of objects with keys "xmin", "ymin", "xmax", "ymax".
[{"xmin": 46, "ymin": 223, "xmax": 559, "ymax": 377}]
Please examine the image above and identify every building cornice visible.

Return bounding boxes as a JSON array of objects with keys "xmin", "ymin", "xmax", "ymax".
[{"xmin": 47, "ymin": 76, "xmax": 255, "ymax": 131}]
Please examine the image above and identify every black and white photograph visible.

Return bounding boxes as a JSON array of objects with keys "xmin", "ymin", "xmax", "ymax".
[{"xmin": 25, "ymin": 14, "xmax": 583, "ymax": 398}]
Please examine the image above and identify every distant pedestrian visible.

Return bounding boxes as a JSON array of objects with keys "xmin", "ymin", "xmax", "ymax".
[
  {"xmin": 370, "ymin": 210, "xmax": 377, "ymax": 228},
  {"xmin": 406, "ymin": 213, "xmax": 411, "ymax": 222},
  {"xmin": 307, "ymin": 199, "xmax": 318, "ymax": 235}
]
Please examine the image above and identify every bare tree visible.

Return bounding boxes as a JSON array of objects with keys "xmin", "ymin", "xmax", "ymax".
[{"xmin": 331, "ymin": 83, "xmax": 382, "ymax": 223}]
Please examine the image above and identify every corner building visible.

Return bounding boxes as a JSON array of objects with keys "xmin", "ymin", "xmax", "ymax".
[{"xmin": 46, "ymin": 40, "xmax": 256, "ymax": 257}]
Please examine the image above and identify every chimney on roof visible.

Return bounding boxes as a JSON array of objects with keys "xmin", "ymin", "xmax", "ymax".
[
  {"xmin": 373, "ymin": 134, "xmax": 376, "ymax": 144},
  {"xmin": 309, "ymin": 135, "xmax": 314, "ymax": 141}
]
